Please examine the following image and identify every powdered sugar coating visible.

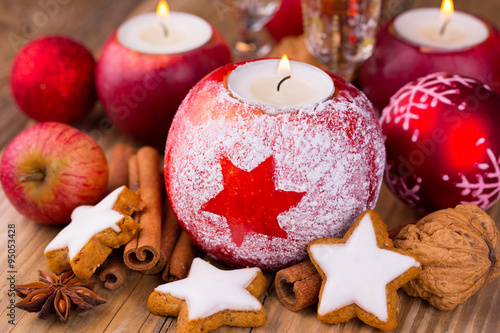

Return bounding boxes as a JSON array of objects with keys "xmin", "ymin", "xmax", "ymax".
[{"xmin": 165, "ymin": 62, "xmax": 385, "ymax": 270}]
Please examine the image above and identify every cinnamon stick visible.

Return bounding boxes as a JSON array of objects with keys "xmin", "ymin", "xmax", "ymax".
[
  {"xmin": 275, "ymin": 261, "xmax": 322, "ymax": 311},
  {"xmin": 128, "ymin": 154, "xmax": 140, "ymax": 193},
  {"xmin": 124, "ymin": 146, "xmax": 162, "ymax": 271},
  {"xmin": 106, "ymin": 143, "xmax": 137, "ymax": 194},
  {"xmin": 99, "ymin": 250, "xmax": 130, "ymax": 289},
  {"xmin": 275, "ymin": 223, "xmax": 414, "ymax": 311},
  {"xmin": 125, "ymin": 154, "xmax": 141, "ymax": 249},
  {"xmin": 162, "ymin": 231, "xmax": 196, "ymax": 282},
  {"xmin": 141, "ymin": 199, "xmax": 182, "ymax": 275}
]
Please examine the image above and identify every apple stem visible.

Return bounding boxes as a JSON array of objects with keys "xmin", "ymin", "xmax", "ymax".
[
  {"xmin": 19, "ymin": 172, "xmax": 45, "ymax": 183},
  {"xmin": 277, "ymin": 76, "xmax": 292, "ymax": 92}
]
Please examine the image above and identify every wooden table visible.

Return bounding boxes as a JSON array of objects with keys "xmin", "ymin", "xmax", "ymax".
[{"xmin": 1, "ymin": 0, "xmax": 499, "ymax": 332}]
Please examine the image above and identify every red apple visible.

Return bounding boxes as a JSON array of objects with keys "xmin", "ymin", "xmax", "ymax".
[
  {"xmin": 164, "ymin": 60, "xmax": 385, "ymax": 270},
  {"xmin": 95, "ymin": 27, "xmax": 232, "ymax": 151},
  {"xmin": 359, "ymin": 18, "xmax": 500, "ymax": 113},
  {"xmin": 266, "ymin": 0, "xmax": 303, "ymax": 42},
  {"xmin": 10, "ymin": 36, "xmax": 96, "ymax": 124},
  {"xmin": 0, "ymin": 122, "xmax": 109, "ymax": 225}
]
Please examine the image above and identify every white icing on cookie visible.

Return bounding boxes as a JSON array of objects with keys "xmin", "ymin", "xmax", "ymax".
[
  {"xmin": 155, "ymin": 258, "xmax": 263, "ymax": 319},
  {"xmin": 44, "ymin": 186, "xmax": 126, "ymax": 259},
  {"xmin": 309, "ymin": 214, "xmax": 420, "ymax": 321}
]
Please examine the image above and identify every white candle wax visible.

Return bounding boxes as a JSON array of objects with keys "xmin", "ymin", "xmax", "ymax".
[
  {"xmin": 117, "ymin": 12, "xmax": 212, "ymax": 54},
  {"xmin": 394, "ymin": 8, "xmax": 489, "ymax": 51},
  {"xmin": 228, "ymin": 59, "xmax": 334, "ymax": 109}
]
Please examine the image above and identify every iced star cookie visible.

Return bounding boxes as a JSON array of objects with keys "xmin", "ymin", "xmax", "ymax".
[
  {"xmin": 308, "ymin": 210, "xmax": 421, "ymax": 331},
  {"xmin": 148, "ymin": 258, "xmax": 267, "ymax": 332},
  {"xmin": 45, "ymin": 186, "xmax": 144, "ymax": 279}
]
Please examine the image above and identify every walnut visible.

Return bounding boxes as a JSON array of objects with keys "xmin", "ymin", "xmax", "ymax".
[{"xmin": 394, "ymin": 204, "xmax": 500, "ymax": 310}]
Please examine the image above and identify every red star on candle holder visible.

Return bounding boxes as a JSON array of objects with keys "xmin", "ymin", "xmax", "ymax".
[{"xmin": 201, "ymin": 156, "xmax": 306, "ymax": 247}]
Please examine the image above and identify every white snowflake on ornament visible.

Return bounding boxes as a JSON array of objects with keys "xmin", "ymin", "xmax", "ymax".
[
  {"xmin": 384, "ymin": 163, "xmax": 422, "ymax": 208},
  {"xmin": 380, "ymin": 73, "xmax": 477, "ymax": 141},
  {"xmin": 381, "ymin": 72, "xmax": 500, "ymax": 213},
  {"xmin": 444, "ymin": 148, "xmax": 500, "ymax": 209}
]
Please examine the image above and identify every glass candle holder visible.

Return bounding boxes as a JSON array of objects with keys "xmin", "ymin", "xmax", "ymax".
[
  {"xmin": 302, "ymin": 0, "xmax": 381, "ymax": 81},
  {"xmin": 217, "ymin": 0, "xmax": 283, "ymax": 60}
]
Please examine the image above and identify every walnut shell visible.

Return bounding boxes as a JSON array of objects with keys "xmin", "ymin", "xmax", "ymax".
[{"xmin": 394, "ymin": 204, "xmax": 500, "ymax": 310}]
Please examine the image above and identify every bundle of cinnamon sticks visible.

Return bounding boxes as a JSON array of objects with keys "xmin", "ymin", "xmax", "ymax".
[{"xmin": 98, "ymin": 143, "xmax": 197, "ymax": 289}]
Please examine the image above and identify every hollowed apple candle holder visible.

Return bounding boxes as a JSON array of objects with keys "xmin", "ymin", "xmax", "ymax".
[
  {"xmin": 359, "ymin": 8, "xmax": 500, "ymax": 113},
  {"xmin": 95, "ymin": 11, "xmax": 232, "ymax": 150},
  {"xmin": 164, "ymin": 58, "xmax": 386, "ymax": 270}
]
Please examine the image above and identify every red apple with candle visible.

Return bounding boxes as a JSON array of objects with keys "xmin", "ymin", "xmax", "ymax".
[
  {"xmin": 164, "ymin": 57, "xmax": 385, "ymax": 270},
  {"xmin": 95, "ymin": 1, "xmax": 232, "ymax": 150},
  {"xmin": 381, "ymin": 72, "xmax": 500, "ymax": 214},
  {"xmin": 359, "ymin": 0, "xmax": 500, "ymax": 113},
  {"xmin": 10, "ymin": 36, "xmax": 96, "ymax": 124},
  {"xmin": 0, "ymin": 122, "xmax": 109, "ymax": 225}
]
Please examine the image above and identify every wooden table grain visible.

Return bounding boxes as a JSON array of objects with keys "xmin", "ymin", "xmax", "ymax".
[{"xmin": 1, "ymin": 0, "xmax": 499, "ymax": 332}]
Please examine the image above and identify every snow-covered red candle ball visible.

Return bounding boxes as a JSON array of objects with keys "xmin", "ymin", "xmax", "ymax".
[
  {"xmin": 164, "ymin": 58, "xmax": 385, "ymax": 270},
  {"xmin": 381, "ymin": 72, "xmax": 500, "ymax": 214},
  {"xmin": 95, "ymin": 1, "xmax": 231, "ymax": 150},
  {"xmin": 359, "ymin": 3, "xmax": 500, "ymax": 112},
  {"xmin": 10, "ymin": 36, "xmax": 96, "ymax": 124}
]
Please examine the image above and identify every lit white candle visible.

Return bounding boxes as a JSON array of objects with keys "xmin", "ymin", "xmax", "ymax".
[
  {"xmin": 117, "ymin": 1, "xmax": 212, "ymax": 54},
  {"xmin": 228, "ymin": 56, "xmax": 334, "ymax": 109},
  {"xmin": 394, "ymin": 0, "xmax": 489, "ymax": 51}
]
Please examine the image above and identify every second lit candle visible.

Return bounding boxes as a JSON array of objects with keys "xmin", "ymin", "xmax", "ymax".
[{"xmin": 228, "ymin": 57, "xmax": 334, "ymax": 109}]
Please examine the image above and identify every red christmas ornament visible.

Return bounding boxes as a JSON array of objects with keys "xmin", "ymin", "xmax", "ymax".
[
  {"xmin": 10, "ymin": 36, "xmax": 96, "ymax": 124},
  {"xmin": 381, "ymin": 72, "xmax": 500, "ymax": 214},
  {"xmin": 265, "ymin": 0, "xmax": 303, "ymax": 42},
  {"xmin": 165, "ymin": 61, "xmax": 385, "ymax": 270}
]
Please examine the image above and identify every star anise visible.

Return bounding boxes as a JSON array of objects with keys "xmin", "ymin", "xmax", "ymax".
[{"xmin": 15, "ymin": 270, "xmax": 107, "ymax": 322}]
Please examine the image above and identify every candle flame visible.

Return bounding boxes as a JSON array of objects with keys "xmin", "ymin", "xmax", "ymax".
[
  {"xmin": 157, "ymin": 0, "xmax": 170, "ymax": 19},
  {"xmin": 441, "ymin": 0, "xmax": 454, "ymax": 20},
  {"xmin": 278, "ymin": 54, "xmax": 291, "ymax": 75}
]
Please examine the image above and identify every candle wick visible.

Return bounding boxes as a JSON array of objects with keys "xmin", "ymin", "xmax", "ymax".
[
  {"xmin": 440, "ymin": 19, "xmax": 450, "ymax": 36},
  {"xmin": 160, "ymin": 22, "xmax": 168, "ymax": 37},
  {"xmin": 277, "ymin": 76, "xmax": 292, "ymax": 92}
]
